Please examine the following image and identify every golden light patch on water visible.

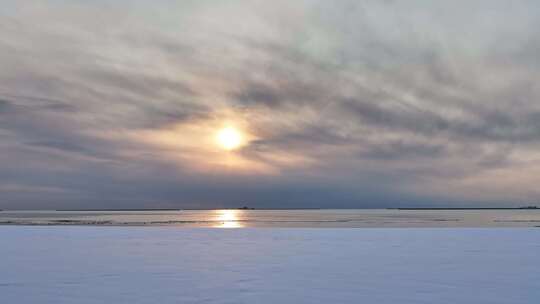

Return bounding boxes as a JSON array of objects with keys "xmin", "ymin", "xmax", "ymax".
[{"xmin": 213, "ymin": 209, "xmax": 244, "ymax": 228}]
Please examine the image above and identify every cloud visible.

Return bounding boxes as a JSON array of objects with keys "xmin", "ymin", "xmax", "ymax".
[
  {"xmin": 359, "ymin": 141, "xmax": 446, "ymax": 160},
  {"xmin": 1, "ymin": 0, "xmax": 540, "ymax": 209}
]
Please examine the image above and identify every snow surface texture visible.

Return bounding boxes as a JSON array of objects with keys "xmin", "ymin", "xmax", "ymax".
[{"xmin": 1, "ymin": 227, "xmax": 539, "ymax": 304}]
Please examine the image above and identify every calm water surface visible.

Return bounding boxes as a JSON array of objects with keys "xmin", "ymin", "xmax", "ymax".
[{"xmin": 1, "ymin": 209, "xmax": 540, "ymax": 228}]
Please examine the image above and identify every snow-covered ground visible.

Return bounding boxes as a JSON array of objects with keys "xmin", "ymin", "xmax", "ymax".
[{"xmin": 1, "ymin": 227, "xmax": 539, "ymax": 303}]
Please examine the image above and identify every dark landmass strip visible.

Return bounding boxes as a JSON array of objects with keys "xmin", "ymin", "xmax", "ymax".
[
  {"xmin": 55, "ymin": 209, "xmax": 183, "ymax": 212},
  {"xmin": 1, "ymin": 207, "xmax": 536, "ymax": 212},
  {"xmin": 51, "ymin": 208, "xmax": 322, "ymax": 211},
  {"xmin": 392, "ymin": 207, "xmax": 538, "ymax": 210}
]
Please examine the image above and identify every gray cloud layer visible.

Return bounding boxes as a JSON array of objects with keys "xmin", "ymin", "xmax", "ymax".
[{"xmin": 1, "ymin": 0, "xmax": 540, "ymax": 209}]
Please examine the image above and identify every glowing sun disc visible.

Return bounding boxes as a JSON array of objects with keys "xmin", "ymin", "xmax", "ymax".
[{"xmin": 217, "ymin": 127, "xmax": 242, "ymax": 150}]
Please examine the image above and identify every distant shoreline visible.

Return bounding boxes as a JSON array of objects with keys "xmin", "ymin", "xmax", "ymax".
[
  {"xmin": 392, "ymin": 207, "xmax": 538, "ymax": 210},
  {"xmin": 0, "ymin": 207, "xmax": 537, "ymax": 212},
  {"xmin": 51, "ymin": 208, "xmax": 324, "ymax": 212}
]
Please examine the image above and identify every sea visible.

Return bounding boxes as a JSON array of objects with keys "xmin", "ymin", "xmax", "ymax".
[{"xmin": 1, "ymin": 209, "xmax": 540, "ymax": 228}]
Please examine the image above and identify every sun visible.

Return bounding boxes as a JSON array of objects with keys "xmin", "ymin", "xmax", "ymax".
[{"xmin": 216, "ymin": 127, "xmax": 243, "ymax": 150}]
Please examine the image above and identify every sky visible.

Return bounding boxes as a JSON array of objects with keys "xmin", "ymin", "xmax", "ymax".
[{"xmin": 1, "ymin": 0, "xmax": 540, "ymax": 209}]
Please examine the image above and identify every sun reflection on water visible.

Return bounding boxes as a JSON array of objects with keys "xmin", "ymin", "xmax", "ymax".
[{"xmin": 214, "ymin": 209, "xmax": 244, "ymax": 228}]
